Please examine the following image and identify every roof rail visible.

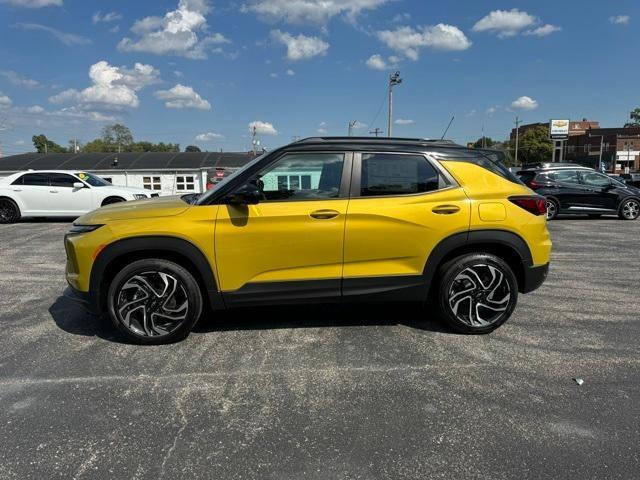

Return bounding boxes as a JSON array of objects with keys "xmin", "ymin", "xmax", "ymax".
[{"xmin": 295, "ymin": 136, "xmax": 458, "ymax": 145}]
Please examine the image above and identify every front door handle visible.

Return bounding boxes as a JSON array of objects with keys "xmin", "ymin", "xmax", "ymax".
[
  {"xmin": 310, "ymin": 209, "xmax": 340, "ymax": 220},
  {"xmin": 432, "ymin": 205, "xmax": 460, "ymax": 215},
  {"xmin": 50, "ymin": 190, "xmax": 59, "ymax": 193}
]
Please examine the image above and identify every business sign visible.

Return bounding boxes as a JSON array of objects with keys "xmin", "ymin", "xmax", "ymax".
[{"xmin": 550, "ymin": 119, "xmax": 570, "ymax": 139}]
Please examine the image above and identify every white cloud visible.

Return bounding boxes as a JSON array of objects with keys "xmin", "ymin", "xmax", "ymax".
[
  {"xmin": 243, "ymin": 0, "xmax": 390, "ymax": 26},
  {"xmin": 14, "ymin": 139, "xmax": 26, "ymax": 145},
  {"xmin": 174, "ymin": 70, "xmax": 184, "ymax": 77},
  {"xmin": 270, "ymin": 30, "xmax": 329, "ymax": 61},
  {"xmin": 26, "ymin": 105, "xmax": 44, "ymax": 113},
  {"xmin": 155, "ymin": 84, "xmax": 211, "ymax": 110},
  {"xmin": 465, "ymin": 109, "xmax": 477, "ymax": 117},
  {"xmin": 472, "ymin": 9, "xmax": 537, "ymax": 38},
  {"xmin": 286, "ymin": 69, "xmax": 295, "ymax": 76},
  {"xmin": 15, "ymin": 23, "xmax": 91, "ymax": 46},
  {"xmin": 109, "ymin": 25, "xmax": 120, "ymax": 34},
  {"xmin": 317, "ymin": 121, "xmax": 327, "ymax": 134},
  {"xmin": 118, "ymin": 0, "xmax": 229, "ymax": 59},
  {"xmin": 195, "ymin": 132, "xmax": 224, "ymax": 141},
  {"xmin": 395, "ymin": 118, "xmax": 414, "ymax": 125},
  {"xmin": 377, "ymin": 24, "xmax": 471, "ymax": 60},
  {"xmin": 609, "ymin": 15, "xmax": 630, "ymax": 25},
  {"xmin": 92, "ymin": 11, "xmax": 122, "ymax": 24},
  {"xmin": 0, "ymin": 0, "xmax": 61, "ymax": 7},
  {"xmin": 366, "ymin": 54, "xmax": 389, "ymax": 70},
  {"xmin": 0, "ymin": 92, "xmax": 12, "ymax": 108},
  {"xmin": 524, "ymin": 24, "xmax": 561, "ymax": 37},
  {"xmin": 49, "ymin": 60, "xmax": 160, "ymax": 110},
  {"xmin": 352, "ymin": 121, "xmax": 367, "ymax": 130},
  {"xmin": 486, "ymin": 106, "xmax": 498, "ymax": 116},
  {"xmin": 0, "ymin": 70, "xmax": 40, "ymax": 88},
  {"xmin": 249, "ymin": 120, "xmax": 278, "ymax": 135},
  {"xmin": 510, "ymin": 96, "xmax": 538, "ymax": 111}
]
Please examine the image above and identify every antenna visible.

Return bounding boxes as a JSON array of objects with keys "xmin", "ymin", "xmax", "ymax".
[{"xmin": 441, "ymin": 116, "xmax": 455, "ymax": 140}]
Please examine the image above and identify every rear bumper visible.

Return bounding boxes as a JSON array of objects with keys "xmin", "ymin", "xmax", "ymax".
[{"xmin": 521, "ymin": 263, "xmax": 549, "ymax": 294}]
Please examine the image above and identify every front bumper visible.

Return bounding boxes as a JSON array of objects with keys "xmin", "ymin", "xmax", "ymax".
[
  {"xmin": 521, "ymin": 263, "xmax": 549, "ymax": 294},
  {"xmin": 64, "ymin": 284, "xmax": 101, "ymax": 315}
]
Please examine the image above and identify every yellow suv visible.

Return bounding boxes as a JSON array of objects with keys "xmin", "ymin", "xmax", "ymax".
[{"xmin": 65, "ymin": 137, "xmax": 551, "ymax": 344}]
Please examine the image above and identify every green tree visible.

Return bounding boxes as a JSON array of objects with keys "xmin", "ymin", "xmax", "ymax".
[
  {"xmin": 517, "ymin": 126, "xmax": 553, "ymax": 164},
  {"xmin": 83, "ymin": 139, "xmax": 115, "ymax": 153},
  {"xmin": 32, "ymin": 134, "xmax": 67, "ymax": 153},
  {"xmin": 472, "ymin": 137, "xmax": 495, "ymax": 149},
  {"xmin": 185, "ymin": 145, "xmax": 201, "ymax": 152},
  {"xmin": 101, "ymin": 124, "xmax": 134, "ymax": 148},
  {"xmin": 625, "ymin": 107, "xmax": 640, "ymax": 127}
]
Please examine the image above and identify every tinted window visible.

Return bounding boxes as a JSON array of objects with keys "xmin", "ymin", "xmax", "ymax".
[
  {"xmin": 581, "ymin": 172, "xmax": 611, "ymax": 187},
  {"xmin": 360, "ymin": 153, "xmax": 439, "ymax": 196},
  {"xmin": 50, "ymin": 173, "xmax": 78, "ymax": 187},
  {"xmin": 256, "ymin": 153, "xmax": 344, "ymax": 201},
  {"xmin": 18, "ymin": 173, "xmax": 49, "ymax": 186},
  {"xmin": 548, "ymin": 170, "xmax": 580, "ymax": 184}
]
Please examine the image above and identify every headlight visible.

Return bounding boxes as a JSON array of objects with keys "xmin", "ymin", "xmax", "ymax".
[
  {"xmin": 133, "ymin": 194, "xmax": 148, "ymax": 200},
  {"xmin": 68, "ymin": 224, "xmax": 103, "ymax": 235}
]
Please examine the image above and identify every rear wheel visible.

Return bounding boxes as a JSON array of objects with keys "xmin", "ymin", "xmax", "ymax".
[
  {"xmin": 107, "ymin": 259, "xmax": 203, "ymax": 344},
  {"xmin": 545, "ymin": 198, "xmax": 559, "ymax": 220},
  {"xmin": 0, "ymin": 198, "xmax": 20, "ymax": 224},
  {"xmin": 618, "ymin": 199, "xmax": 640, "ymax": 220},
  {"xmin": 436, "ymin": 253, "xmax": 518, "ymax": 334}
]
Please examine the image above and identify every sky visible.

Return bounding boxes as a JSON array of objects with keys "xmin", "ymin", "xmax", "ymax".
[{"xmin": 0, "ymin": 0, "xmax": 638, "ymax": 155}]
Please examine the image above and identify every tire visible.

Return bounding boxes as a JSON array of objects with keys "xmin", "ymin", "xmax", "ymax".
[
  {"xmin": 0, "ymin": 198, "xmax": 21, "ymax": 224},
  {"xmin": 618, "ymin": 198, "xmax": 640, "ymax": 220},
  {"xmin": 436, "ymin": 253, "xmax": 518, "ymax": 334},
  {"xmin": 545, "ymin": 198, "xmax": 559, "ymax": 220},
  {"xmin": 102, "ymin": 197, "xmax": 126, "ymax": 206},
  {"xmin": 107, "ymin": 258, "xmax": 203, "ymax": 344}
]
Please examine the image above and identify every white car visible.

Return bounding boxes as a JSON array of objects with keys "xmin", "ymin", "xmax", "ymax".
[{"xmin": 0, "ymin": 170, "xmax": 158, "ymax": 223}]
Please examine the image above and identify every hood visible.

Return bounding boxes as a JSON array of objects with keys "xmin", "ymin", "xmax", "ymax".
[{"xmin": 76, "ymin": 195, "xmax": 190, "ymax": 224}]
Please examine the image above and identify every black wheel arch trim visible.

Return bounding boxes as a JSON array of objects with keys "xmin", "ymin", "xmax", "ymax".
[
  {"xmin": 422, "ymin": 229, "xmax": 535, "ymax": 297},
  {"xmin": 89, "ymin": 235, "xmax": 224, "ymax": 313}
]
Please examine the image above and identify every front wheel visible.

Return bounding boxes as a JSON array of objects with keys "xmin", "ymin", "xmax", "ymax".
[
  {"xmin": 618, "ymin": 199, "xmax": 640, "ymax": 220},
  {"xmin": 107, "ymin": 259, "xmax": 203, "ymax": 344},
  {"xmin": 436, "ymin": 254, "xmax": 518, "ymax": 334}
]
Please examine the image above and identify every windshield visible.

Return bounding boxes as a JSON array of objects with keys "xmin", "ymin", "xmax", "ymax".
[
  {"xmin": 76, "ymin": 172, "xmax": 111, "ymax": 187},
  {"xmin": 196, "ymin": 152, "xmax": 269, "ymax": 205}
]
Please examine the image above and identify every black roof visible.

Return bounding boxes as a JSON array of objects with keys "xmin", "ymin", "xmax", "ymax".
[{"xmin": 0, "ymin": 151, "xmax": 259, "ymax": 172}]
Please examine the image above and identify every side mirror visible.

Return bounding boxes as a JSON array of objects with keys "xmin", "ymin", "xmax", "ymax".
[
  {"xmin": 73, "ymin": 182, "xmax": 85, "ymax": 189},
  {"xmin": 227, "ymin": 182, "xmax": 261, "ymax": 205}
]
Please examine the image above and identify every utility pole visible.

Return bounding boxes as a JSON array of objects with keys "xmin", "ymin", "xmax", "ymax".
[
  {"xmin": 251, "ymin": 125, "xmax": 258, "ymax": 155},
  {"xmin": 369, "ymin": 128, "xmax": 383, "ymax": 137},
  {"xmin": 482, "ymin": 124, "xmax": 486, "ymax": 148},
  {"xmin": 348, "ymin": 120, "xmax": 357, "ymax": 137},
  {"xmin": 514, "ymin": 116, "xmax": 521, "ymax": 166},
  {"xmin": 387, "ymin": 71, "xmax": 402, "ymax": 138}
]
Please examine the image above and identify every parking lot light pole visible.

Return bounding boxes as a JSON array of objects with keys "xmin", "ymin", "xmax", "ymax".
[
  {"xmin": 514, "ymin": 116, "xmax": 521, "ymax": 166},
  {"xmin": 387, "ymin": 72, "xmax": 402, "ymax": 138}
]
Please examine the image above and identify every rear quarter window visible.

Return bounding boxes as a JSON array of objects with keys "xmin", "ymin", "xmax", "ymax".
[{"xmin": 440, "ymin": 150, "xmax": 523, "ymax": 185}]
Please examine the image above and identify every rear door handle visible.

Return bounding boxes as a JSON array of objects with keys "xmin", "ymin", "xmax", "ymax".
[
  {"xmin": 310, "ymin": 209, "xmax": 340, "ymax": 220},
  {"xmin": 432, "ymin": 205, "xmax": 460, "ymax": 215},
  {"xmin": 50, "ymin": 190, "xmax": 59, "ymax": 193}
]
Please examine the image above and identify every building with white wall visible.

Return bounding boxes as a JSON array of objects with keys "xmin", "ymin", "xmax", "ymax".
[{"xmin": 0, "ymin": 151, "xmax": 257, "ymax": 195}]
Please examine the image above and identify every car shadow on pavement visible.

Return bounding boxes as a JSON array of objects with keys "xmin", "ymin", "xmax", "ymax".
[
  {"xmin": 18, "ymin": 217, "xmax": 77, "ymax": 223},
  {"xmin": 49, "ymin": 289, "xmax": 451, "ymax": 343}
]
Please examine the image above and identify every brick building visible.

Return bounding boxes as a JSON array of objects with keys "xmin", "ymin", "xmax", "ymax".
[
  {"xmin": 565, "ymin": 127, "xmax": 640, "ymax": 173},
  {"xmin": 509, "ymin": 119, "xmax": 600, "ymax": 141}
]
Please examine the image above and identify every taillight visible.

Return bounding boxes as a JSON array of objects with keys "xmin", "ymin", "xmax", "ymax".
[
  {"xmin": 526, "ymin": 179, "xmax": 542, "ymax": 190},
  {"xmin": 509, "ymin": 196, "xmax": 547, "ymax": 216}
]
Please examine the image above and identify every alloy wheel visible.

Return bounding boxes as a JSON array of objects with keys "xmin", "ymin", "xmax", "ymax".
[
  {"xmin": 0, "ymin": 199, "xmax": 17, "ymax": 223},
  {"xmin": 545, "ymin": 200, "xmax": 557, "ymax": 220},
  {"xmin": 448, "ymin": 264, "xmax": 511, "ymax": 327},
  {"xmin": 621, "ymin": 199, "xmax": 640, "ymax": 220},
  {"xmin": 115, "ymin": 271, "xmax": 189, "ymax": 337}
]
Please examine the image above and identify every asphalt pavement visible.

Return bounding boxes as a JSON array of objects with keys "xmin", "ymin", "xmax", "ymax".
[{"xmin": 0, "ymin": 216, "xmax": 638, "ymax": 479}]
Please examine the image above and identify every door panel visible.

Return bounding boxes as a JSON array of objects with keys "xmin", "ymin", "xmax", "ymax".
[
  {"xmin": 15, "ymin": 173, "xmax": 50, "ymax": 213},
  {"xmin": 215, "ymin": 200, "xmax": 348, "ymax": 291},
  {"xmin": 214, "ymin": 151, "xmax": 350, "ymax": 293},
  {"xmin": 579, "ymin": 171, "xmax": 618, "ymax": 210},
  {"xmin": 49, "ymin": 173, "xmax": 95, "ymax": 215},
  {"xmin": 343, "ymin": 153, "xmax": 471, "ymax": 282}
]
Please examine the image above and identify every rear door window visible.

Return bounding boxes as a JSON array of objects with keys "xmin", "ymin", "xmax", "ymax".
[
  {"xmin": 359, "ymin": 153, "xmax": 440, "ymax": 196},
  {"xmin": 548, "ymin": 170, "xmax": 580, "ymax": 184},
  {"xmin": 16, "ymin": 173, "xmax": 50, "ymax": 186}
]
